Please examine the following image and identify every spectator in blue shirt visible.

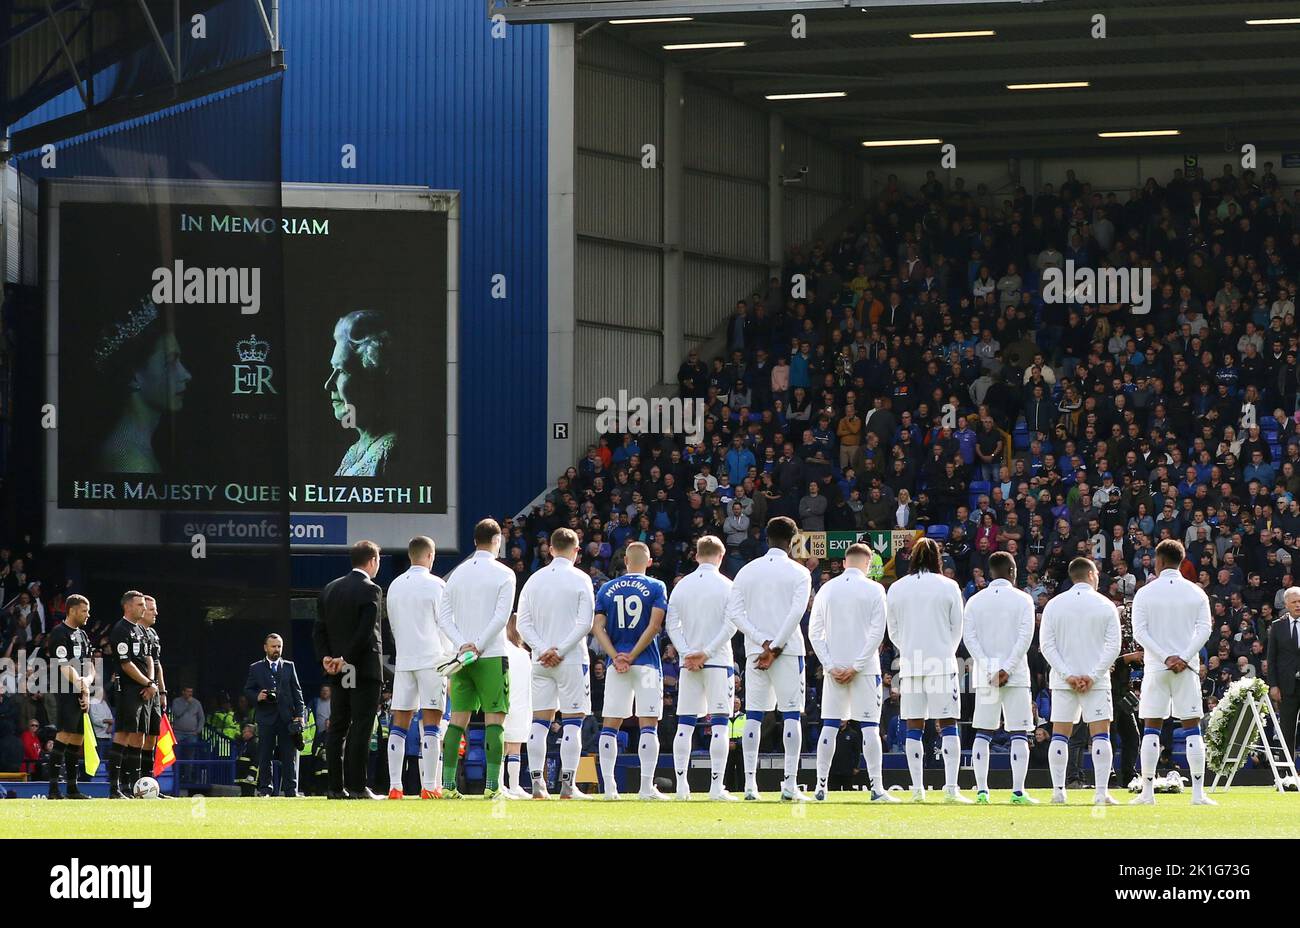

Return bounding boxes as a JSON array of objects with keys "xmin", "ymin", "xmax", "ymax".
[
  {"xmin": 1243, "ymin": 450, "xmax": 1275, "ymax": 488},
  {"xmin": 724, "ymin": 435, "xmax": 755, "ymax": 485}
]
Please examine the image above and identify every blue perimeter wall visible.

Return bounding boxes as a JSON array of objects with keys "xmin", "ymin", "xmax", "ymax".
[{"xmin": 281, "ymin": 0, "xmax": 551, "ymax": 581}]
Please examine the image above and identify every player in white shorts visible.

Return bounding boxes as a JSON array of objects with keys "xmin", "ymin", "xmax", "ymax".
[
  {"xmin": 962, "ymin": 551, "xmax": 1036, "ymax": 805},
  {"xmin": 885, "ymin": 536, "xmax": 969, "ymax": 803},
  {"xmin": 808, "ymin": 543, "xmax": 895, "ymax": 803},
  {"xmin": 384, "ymin": 535, "xmax": 452, "ymax": 799},
  {"xmin": 592, "ymin": 542, "xmax": 670, "ymax": 801},
  {"xmin": 1130, "ymin": 539, "xmax": 1215, "ymax": 805},
  {"xmin": 500, "ymin": 617, "xmax": 533, "ymax": 799},
  {"xmin": 1040, "ymin": 557, "xmax": 1121, "ymax": 805},
  {"xmin": 665, "ymin": 536, "xmax": 738, "ymax": 802},
  {"xmin": 516, "ymin": 527, "xmax": 595, "ymax": 799},
  {"xmin": 724, "ymin": 517, "xmax": 812, "ymax": 802}
]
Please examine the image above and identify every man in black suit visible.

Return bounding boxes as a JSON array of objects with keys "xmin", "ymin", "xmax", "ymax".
[
  {"xmin": 244, "ymin": 633, "xmax": 306, "ymax": 797},
  {"xmin": 314, "ymin": 540, "xmax": 384, "ymax": 799},
  {"xmin": 1267, "ymin": 587, "xmax": 1300, "ymax": 761}
]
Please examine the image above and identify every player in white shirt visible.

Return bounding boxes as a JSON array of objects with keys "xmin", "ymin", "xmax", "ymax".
[
  {"xmin": 665, "ymin": 536, "xmax": 738, "ymax": 802},
  {"xmin": 384, "ymin": 535, "xmax": 453, "ymax": 800},
  {"xmin": 963, "ymin": 551, "xmax": 1036, "ymax": 805},
  {"xmin": 808, "ymin": 543, "xmax": 896, "ymax": 802},
  {"xmin": 516, "ymin": 527, "xmax": 596, "ymax": 799},
  {"xmin": 1039, "ymin": 557, "xmax": 1122, "ymax": 805},
  {"xmin": 886, "ymin": 536, "xmax": 970, "ymax": 803},
  {"xmin": 501, "ymin": 614, "xmax": 533, "ymax": 799},
  {"xmin": 1130, "ymin": 539, "xmax": 1215, "ymax": 805},
  {"xmin": 724, "ymin": 516, "xmax": 813, "ymax": 801},
  {"xmin": 435, "ymin": 518, "xmax": 518, "ymax": 800}
]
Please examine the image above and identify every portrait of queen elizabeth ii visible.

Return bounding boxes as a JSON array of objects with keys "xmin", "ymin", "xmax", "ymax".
[
  {"xmin": 91, "ymin": 299, "xmax": 192, "ymax": 474},
  {"xmin": 325, "ymin": 310, "xmax": 404, "ymax": 478}
]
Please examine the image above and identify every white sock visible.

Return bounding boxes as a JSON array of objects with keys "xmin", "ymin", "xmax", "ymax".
[
  {"xmin": 972, "ymin": 732, "xmax": 991, "ymax": 793},
  {"xmin": 506, "ymin": 754, "xmax": 521, "ymax": 791},
  {"xmin": 782, "ymin": 715, "xmax": 802, "ymax": 787},
  {"xmin": 419, "ymin": 724, "xmax": 440, "ymax": 792},
  {"xmin": 673, "ymin": 720, "xmax": 695, "ymax": 787},
  {"xmin": 861, "ymin": 723, "xmax": 883, "ymax": 793},
  {"xmin": 638, "ymin": 727, "xmax": 659, "ymax": 792},
  {"xmin": 527, "ymin": 719, "xmax": 550, "ymax": 785},
  {"xmin": 905, "ymin": 730, "xmax": 924, "ymax": 791},
  {"xmin": 1140, "ymin": 729, "xmax": 1160, "ymax": 797},
  {"xmin": 598, "ymin": 728, "xmax": 619, "ymax": 794},
  {"xmin": 815, "ymin": 723, "xmax": 837, "ymax": 790},
  {"xmin": 386, "ymin": 726, "xmax": 407, "ymax": 794},
  {"xmin": 559, "ymin": 719, "xmax": 582, "ymax": 777},
  {"xmin": 1010, "ymin": 733, "xmax": 1029, "ymax": 794},
  {"xmin": 1185, "ymin": 729, "xmax": 1206, "ymax": 799},
  {"xmin": 709, "ymin": 718, "xmax": 728, "ymax": 793},
  {"xmin": 1092, "ymin": 734, "xmax": 1113, "ymax": 798},
  {"xmin": 742, "ymin": 715, "xmax": 761, "ymax": 792},
  {"xmin": 1049, "ymin": 734, "xmax": 1068, "ymax": 791},
  {"xmin": 941, "ymin": 727, "xmax": 961, "ymax": 790}
]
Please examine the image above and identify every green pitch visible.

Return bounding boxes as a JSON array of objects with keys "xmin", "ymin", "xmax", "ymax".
[{"xmin": 3, "ymin": 788, "xmax": 1294, "ymax": 838}]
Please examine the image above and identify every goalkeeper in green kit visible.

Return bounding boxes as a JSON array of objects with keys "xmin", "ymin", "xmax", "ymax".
[{"xmin": 435, "ymin": 519, "xmax": 519, "ymax": 798}]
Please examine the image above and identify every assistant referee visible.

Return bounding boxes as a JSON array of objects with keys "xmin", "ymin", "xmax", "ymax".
[{"xmin": 43, "ymin": 594, "xmax": 94, "ymax": 799}]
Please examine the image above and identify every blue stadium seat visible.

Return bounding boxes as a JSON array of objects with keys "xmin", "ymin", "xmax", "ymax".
[
  {"xmin": 1270, "ymin": 444, "xmax": 1282, "ymax": 461},
  {"xmin": 927, "ymin": 524, "xmax": 949, "ymax": 541},
  {"xmin": 969, "ymin": 480, "xmax": 991, "ymax": 497},
  {"xmin": 1261, "ymin": 415, "xmax": 1279, "ymax": 430},
  {"xmin": 1013, "ymin": 431, "xmax": 1030, "ymax": 451},
  {"xmin": 1265, "ymin": 430, "xmax": 1279, "ymax": 444}
]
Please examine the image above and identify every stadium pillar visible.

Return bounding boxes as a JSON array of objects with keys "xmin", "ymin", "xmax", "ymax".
[
  {"xmin": 662, "ymin": 66, "xmax": 684, "ymax": 384},
  {"xmin": 548, "ymin": 22, "xmax": 576, "ymax": 479},
  {"xmin": 767, "ymin": 112, "xmax": 784, "ymax": 274}
]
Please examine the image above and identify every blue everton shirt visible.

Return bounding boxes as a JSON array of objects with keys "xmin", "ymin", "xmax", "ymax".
[{"xmin": 595, "ymin": 573, "xmax": 669, "ymax": 669}]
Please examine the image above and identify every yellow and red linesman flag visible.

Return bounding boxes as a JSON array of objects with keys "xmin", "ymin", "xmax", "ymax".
[
  {"xmin": 154, "ymin": 714, "xmax": 177, "ymax": 778},
  {"xmin": 81, "ymin": 714, "xmax": 100, "ymax": 776}
]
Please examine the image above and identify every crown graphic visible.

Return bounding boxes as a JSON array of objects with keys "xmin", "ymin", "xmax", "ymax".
[
  {"xmin": 236, "ymin": 334, "xmax": 270, "ymax": 363},
  {"xmin": 93, "ymin": 299, "xmax": 160, "ymax": 372}
]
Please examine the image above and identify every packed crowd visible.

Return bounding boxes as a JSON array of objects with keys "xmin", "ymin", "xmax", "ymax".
[{"xmin": 495, "ymin": 162, "xmax": 1300, "ymax": 779}]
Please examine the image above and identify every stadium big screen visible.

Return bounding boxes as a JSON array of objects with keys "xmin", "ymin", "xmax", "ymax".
[{"xmin": 44, "ymin": 181, "xmax": 459, "ymax": 550}]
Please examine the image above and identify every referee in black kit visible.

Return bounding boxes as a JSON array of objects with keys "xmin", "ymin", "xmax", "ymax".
[
  {"xmin": 314, "ymin": 541, "xmax": 385, "ymax": 800},
  {"xmin": 107, "ymin": 590, "xmax": 158, "ymax": 799}
]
